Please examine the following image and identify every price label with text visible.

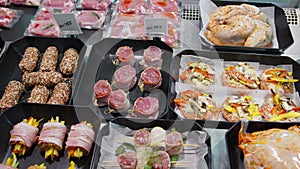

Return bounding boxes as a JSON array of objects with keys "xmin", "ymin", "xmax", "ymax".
[
  {"xmin": 53, "ymin": 13, "xmax": 82, "ymax": 35},
  {"xmin": 144, "ymin": 18, "xmax": 168, "ymax": 36}
]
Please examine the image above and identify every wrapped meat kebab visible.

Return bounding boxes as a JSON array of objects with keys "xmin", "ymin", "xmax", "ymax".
[
  {"xmin": 108, "ymin": 89, "xmax": 130, "ymax": 113},
  {"xmin": 140, "ymin": 46, "xmax": 163, "ymax": 70},
  {"xmin": 47, "ymin": 82, "xmax": 71, "ymax": 105},
  {"xmin": 60, "ymin": 48, "xmax": 79, "ymax": 76},
  {"xmin": 94, "ymin": 80, "xmax": 112, "ymax": 106},
  {"xmin": 115, "ymin": 46, "xmax": 135, "ymax": 66},
  {"xmin": 0, "ymin": 80, "xmax": 25, "ymax": 110},
  {"xmin": 0, "ymin": 7, "xmax": 23, "ymax": 29},
  {"xmin": 112, "ymin": 65, "xmax": 137, "ymax": 91},
  {"xmin": 133, "ymin": 128, "xmax": 150, "ymax": 147},
  {"xmin": 27, "ymin": 85, "xmax": 50, "ymax": 104},
  {"xmin": 132, "ymin": 96, "xmax": 159, "ymax": 118},
  {"xmin": 19, "ymin": 47, "xmax": 40, "ymax": 73},
  {"xmin": 138, "ymin": 67, "xmax": 162, "ymax": 92},
  {"xmin": 22, "ymin": 71, "xmax": 63, "ymax": 87},
  {"xmin": 38, "ymin": 116, "xmax": 67, "ymax": 160},
  {"xmin": 9, "ymin": 117, "xmax": 40, "ymax": 156},
  {"xmin": 66, "ymin": 121, "xmax": 95, "ymax": 158}
]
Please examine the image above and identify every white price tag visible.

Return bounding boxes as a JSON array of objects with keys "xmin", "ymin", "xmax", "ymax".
[
  {"xmin": 144, "ymin": 18, "xmax": 168, "ymax": 36},
  {"xmin": 53, "ymin": 13, "xmax": 82, "ymax": 35}
]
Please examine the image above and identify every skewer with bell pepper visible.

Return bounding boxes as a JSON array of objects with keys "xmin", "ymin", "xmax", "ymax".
[
  {"xmin": 9, "ymin": 117, "xmax": 41, "ymax": 156},
  {"xmin": 38, "ymin": 116, "xmax": 67, "ymax": 160},
  {"xmin": 65, "ymin": 121, "xmax": 95, "ymax": 159}
]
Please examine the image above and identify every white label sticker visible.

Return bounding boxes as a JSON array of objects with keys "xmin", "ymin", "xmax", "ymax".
[
  {"xmin": 53, "ymin": 13, "xmax": 82, "ymax": 35},
  {"xmin": 144, "ymin": 18, "xmax": 168, "ymax": 36}
]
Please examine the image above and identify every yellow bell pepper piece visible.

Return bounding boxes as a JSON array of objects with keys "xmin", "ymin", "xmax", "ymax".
[
  {"xmin": 269, "ymin": 111, "xmax": 300, "ymax": 121},
  {"xmin": 270, "ymin": 77, "xmax": 298, "ymax": 83}
]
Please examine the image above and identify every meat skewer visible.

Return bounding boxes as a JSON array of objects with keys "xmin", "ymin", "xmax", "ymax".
[
  {"xmin": 60, "ymin": 48, "xmax": 79, "ymax": 76},
  {"xmin": 94, "ymin": 80, "xmax": 112, "ymax": 106},
  {"xmin": 66, "ymin": 121, "xmax": 95, "ymax": 158},
  {"xmin": 166, "ymin": 131, "xmax": 183, "ymax": 156},
  {"xmin": 38, "ymin": 116, "xmax": 67, "ymax": 160},
  {"xmin": 133, "ymin": 128, "xmax": 150, "ymax": 147},
  {"xmin": 27, "ymin": 85, "xmax": 50, "ymax": 104},
  {"xmin": 40, "ymin": 46, "xmax": 59, "ymax": 72},
  {"xmin": 108, "ymin": 89, "xmax": 130, "ymax": 113},
  {"xmin": 140, "ymin": 46, "xmax": 163, "ymax": 69},
  {"xmin": 114, "ymin": 46, "xmax": 135, "ymax": 66},
  {"xmin": 19, "ymin": 47, "xmax": 40, "ymax": 73},
  {"xmin": 113, "ymin": 65, "xmax": 137, "ymax": 91},
  {"xmin": 9, "ymin": 117, "xmax": 40, "ymax": 156},
  {"xmin": 47, "ymin": 82, "xmax": 71, "ymax": 105},
  {"xmin": 138, "ymin": 67, "xmax": 162, "ymax": 92},
  {"xmin": 22, "ymin": 71, "xmax": 63, "ymax": 87},
  {"xmin": 133, "ymin": 96, "xmax": 159, "ymax": 118},
  {"xmin": 0, "ymin": 80, "xmax": 25, "ymax": 109},
  {"xmin": 0, "ymin": 153, "xmax": 19, "ymax": 169}
]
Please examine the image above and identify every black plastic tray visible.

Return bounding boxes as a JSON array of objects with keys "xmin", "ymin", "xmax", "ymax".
[
  {"xmin": 226, "ymin": 121, "xmax": 300, "ymax": 169},
  {"xmin": 169, "ymin": 50, "xmax": 300, "ymax": 122},
  {"xmin": 0, "ymin": 103, "xmax": 101, "ymax": 169},
  {"xmin": 200, "ymin": 1, "xmax": 294, "ymax": 54},
  {"xmin": 91, "ymin": 117, "xmax": 212, "ymax": 169},
  {"xmin": 0, "ymin": 36, "xmax": 87, "ymax": 108},
  {"xmin": 73, "ymin": 38, "xmax": 173, "ymax": 120}
]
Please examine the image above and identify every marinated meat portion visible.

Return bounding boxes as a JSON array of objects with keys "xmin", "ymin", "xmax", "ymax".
[
  {"xmin": 38, "ymin": 117, "xmax": 67, "ymax": 160},
  {"xmin": 22, "ymin": 71, "xmax": 63, "ymax": 87},
  {"xmin": 60, "ymin": 48, "xmax": 79, "ymax": 76},
  {"xmin": 76, "ymin": 10, "xmax": 106, "ymax": 29},
  {"xmin": 117, "ymin": 151, "xmax": 137, "ymax": 169},
  {"xmin": 223, "ymin": 62, "xmax": 260, "ymax": 89},
  {"xmin": 0, "ymin": 7, "xmax": 16, "ymax": 28},
  {"xmin": 108, "ymin": 89, "xmax": 130, "ymax": 112},
  {"xmin": 134, "ymin": 129, "xmax": 150, "ymax": 147},
  {"xmin": 27, "ymin": 20, "xmax": 60, "ymax": 37},
  {"xmin": 42, "ymin": 0, "xmax": 75, "ymax": 7},
  {"xmin": 9, "ymin": 117, "xmax": 40, "ymax": 156},
  {"xmin": 180, "ymin": 62, "xmax": 215, "ymax": 86},
  {"xmin": 28, "ymin": 85, "xmax": 50, "ymax": 104},
  {"xmin": 80, "ymin": 0, "xmax": 111, "ymax": 11},
  {"xmin": 9, "ymin": 0, "xmax": 41, "ymax": 6},
  {"xmin": 94, "ymin": 80, "xmax": 112, "ymax": 105},
  {"xmin": 0, "ymin": 0, "xmax": 9, "ymax": 5},
  {"xmin": 174, "ymin": 90, "xmax": 219, "ymax": 120},
  {"xmin": 141, "ymin": 46, "xmax": 163, "ymax": 69},
  {"xmin": 116, "ymin": 46, "xmax": 135, "ymax": 66},
  {"xmin": 66, "ymin": 122, "xmax": 95, "ymax": 158},
  {"xmin": 40, "ymin": 46, "xmax": 58, "ymax": 72},
  {"xmin": 116, "ymin": 0, "xmax": 147, "ymax": 14},
  {"xmin": 0, "ymin": 80, "xmax": 25, "ymax": 109},
  {"xmin": 35, "ymin": 7, "xmax": 72, "ymax": 20},
  {"xmin": 239, "ymin": 125, "xmax": 300, "ymax": 169},
  {"xmin": 166, "ymin": 131, "xmax": 183, "ymax": 155},
  {"xmin": 138, "ymin": 67, "xmax": 162, "ymax": 92},
  {"xmin": 19, "ymin": 47, "xmax": 40, "ymax": 73},
  {"xmin": 149, "ymin": 0, "xmax": 179, "ymax": 12},
  {"xmin": 47, "ymin": 82, "xmax": 70, "ymax": 105},
  {"xmin": 113, "ymin": 65, "xmax": 137, "ymax": 91},
  {"xmin": 260, "ymin": 67, "xmax": 298, "ymax": 93},
  {"xmin": 133, "ymin": 96, "xmax": 159, "ymax": 118},
  {"xmin": 222, "ymin": 95, "xmax": 261, "ymax": 122}
]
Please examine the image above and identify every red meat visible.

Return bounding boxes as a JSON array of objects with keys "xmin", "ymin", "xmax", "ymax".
[{"xmin": 133, "ymin": 96, "xmax": 159, "ymax": 118}]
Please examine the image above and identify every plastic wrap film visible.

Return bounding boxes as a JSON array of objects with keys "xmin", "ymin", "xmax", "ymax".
[
  {"xmin": 0, "ymin": 7, "xmax": 23, "ymax": 29},
  {"xmin": 74, "ymin": 10, "xmax": 106, "ymax": 29},
  {"xmin": 9, "ymin": 0, "xmax": 41, "ymax": 6},
  {"xmin": 76, "ymin": 0, "xmax": 111, "ymax": 11}
]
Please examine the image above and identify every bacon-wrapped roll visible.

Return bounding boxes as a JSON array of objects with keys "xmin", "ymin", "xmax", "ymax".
[
  {"xmin": 9, "ymin": 117, "xmax": 40, "ymax": 156},
  {"xmin": 134, "ymin": 128, "xmax": 150, "ymax": 147},
  {"xmin": 117, "ymin": 151, "xmax": 137, "ymax": 169},
  {"xmin": 40, "ymin": 46, "xmax": 58, "ymax": 72},
  {"xmin": 66, "ymin": 121, "xmax": 95, "ymax": 158},
  {"xmin": 60, "ymin": 48, "xmax": 79, "ymax": 76},
  {"xmin": 149, "ymin": 151, "xmax": 171, "ymax": 169},
  {"xmin": 138, "ymin": 67, "xmax": 162, "ymax": 92},
  {"xmin": 94, "ymin": 80, "xmax": 112, "ymax": 106},
  {"xmin": 19, "ymin": 47, "xmax": 40, "ymax": 73},
  {"xmin": 28, "ymin": 85, "xmax": 50, "ymax": 104},
  {"xmin": 115, "ymin": 46, "xmax": 135, "ymax": 66},
  {"xmin": 166, "ymin": 131, "xmax": 183, "ymax": 155},
  {"xmin": 38, "ymin": 117, "xmax": 67, "ymax": 160},
  {"xmin": 22, "ymin": 71, "xmax": 63, "ymax": 87},
  {"xmin": 141, "ymin": 46, "xmax": 163, "ymax": 69},
  {"xmin": 108, "ymin": 89, "xmax": 130, "ymax": 113},
  {"xmin": 133, "ymin": 96, "xmax": 159, "ymax": 118},
  {"xmin": 0, "ymin": 80, "xmax": 25, "ymax": 109},
  {"xmin": 47, "ymin": 82, "xmax": 71, "ymax": 105},
  {"xmin": 113, "ymin": 65, "xmax": 137, "ymax": 91}
]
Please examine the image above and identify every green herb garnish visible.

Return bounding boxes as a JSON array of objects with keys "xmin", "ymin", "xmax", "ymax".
[
  {"xmin": 43, "ymin": 24, "xmax": 54, "ymax": 30},
  {"xmin": 115, "ymin": 142, "xmax": 135, "ymax": 156},
  {"xmin": 144, "ymin": 161, "xmax": 152, "ymax": 169},
  {"xmin": 53, "ymin": 8, "xmax": 62, "ymax": 13},
  {"xmin": 170, "ymin": 154, "xmax": 180, "ymax": 167},
  {"xmin": 91, "ymin": 12, "xmax": 100, "ymax": 19}
]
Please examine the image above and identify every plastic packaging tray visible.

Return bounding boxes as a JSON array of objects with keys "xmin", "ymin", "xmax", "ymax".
[{"xmin": 0, "ymin": 103, "xmax": 100, "ymax": 169}]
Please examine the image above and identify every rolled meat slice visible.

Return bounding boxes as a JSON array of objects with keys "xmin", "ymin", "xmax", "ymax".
[
  {"xmin": 150, "ymin": 127, "xmax": 166, "ymax": 151},
  {"xmin": 166, "ymin": 131, "xmax": 183, "ymax": 155},
  {"xmin": 133, "ymin": 97, "xmax": 159, "ymax": 118},
  {"xmin": 141, "ymin": 46, "xmax": 163, "ymax": 69},
  {"xmin": 94, "ymin": 80, "xmax": 112, "ymax": 105},
  {"xmin": 134, "ymin": 128, "xmax": 150, "ymax": 147},
  {"xmin": 0, "ymin": 80, "xmax": 25, "ymax": 109},
  {"xmin": 115, "ymin": 46, "xmax": 135, "ymax": 66},
  {"xmin": 138, "ymin": 67, "xmax": 162, "ymax": 92},
  {"xmin": 38, "ymin": 117, "xmax": 67, "ymax": 160},
  {"xmin": 19, "ymin": 47, "xmax": 40, "ymax": 73},
  {"xmin": 66, "ymin": 121, "xmax": 95, "ymax": 158},
  {"xmin": 9, "ymin": 117, "xmax": 40, "ymax": 156},
  {"xmin": 40, "ymin": 46, "xmax": 59, "ymax": 72},
  {"xmin": 108, "ymin": 89, "xmax": 130, "ymax": 113},
  {"xmin": 113, "ymin": 65, "xmax": 137, "ymax": 91},
  {"xmin": 60, "ymin": 48, "xmax": 79, "ymax": 76},
  {"xmin": 22, "ymin": 71, "xmax": 63, "ymax": 87},
  {"xmin": 47, "ymin": 82, "xmax": 71, "ymax": 105},
  {"xmin": 117, "ymin": 151, "xmax": 137, "ymax": 169},
  {"xmin": 150, "ymin": 151, "xmax": 171, "ymax": 169},
  {"xmin": 28, "ymin": 85, "xmax": 50, "ymax": 104}
]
